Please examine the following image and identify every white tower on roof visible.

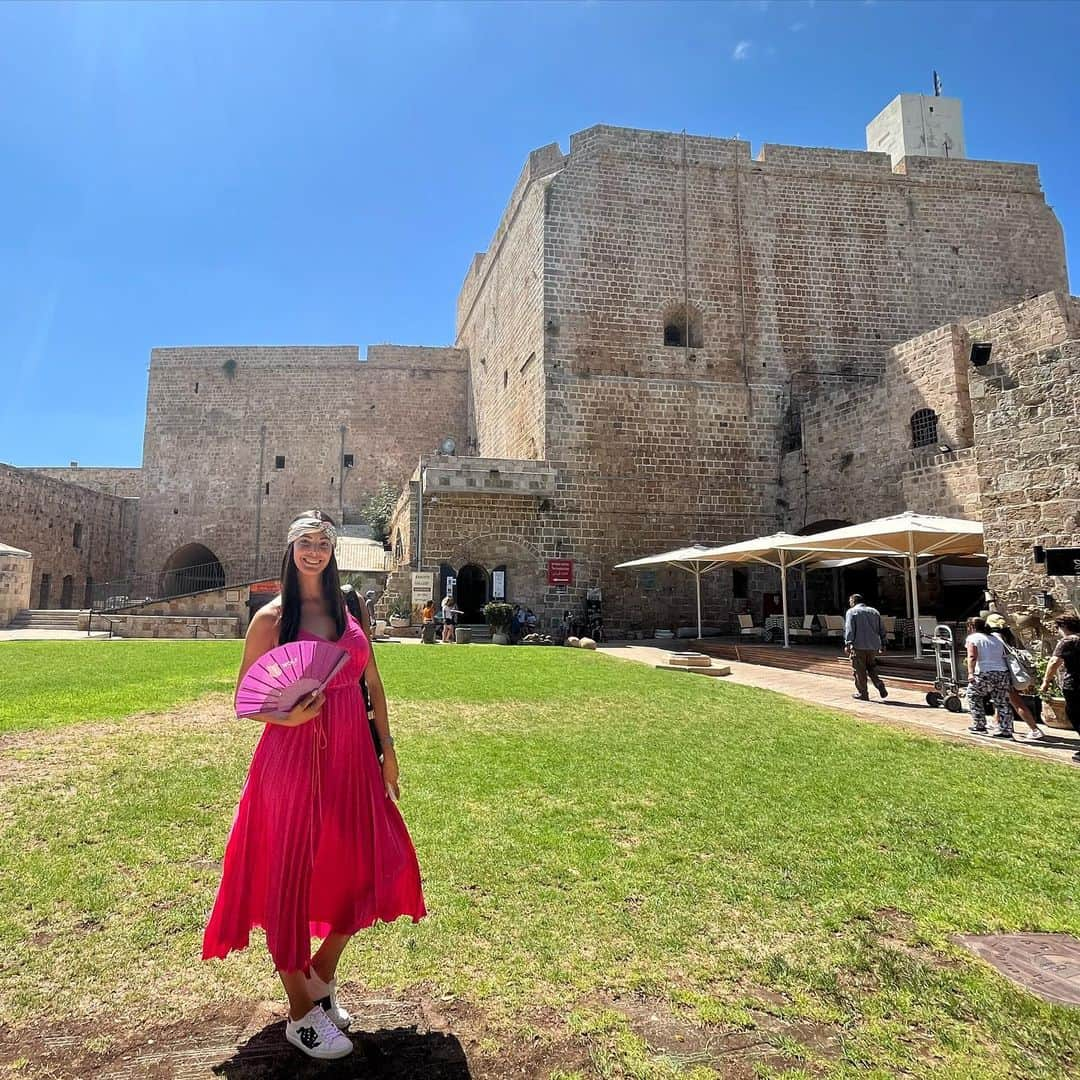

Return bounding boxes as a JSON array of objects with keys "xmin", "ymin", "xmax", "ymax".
[{"xmin": 866, "ymin": 88, "xmax": 966, "ymax": 167}]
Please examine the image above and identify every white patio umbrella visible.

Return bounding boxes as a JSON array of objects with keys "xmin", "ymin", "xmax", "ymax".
[
  {"xmin": 685, "ymin": 533, "xmax": 837, "ymax": 648},
  {"xmin": 777, "ymin": 513, "xmax": 984, "ymax": 658},
  {"xmin": 614, "ymin": 545, "xmax": 726, "ymax": 640}
]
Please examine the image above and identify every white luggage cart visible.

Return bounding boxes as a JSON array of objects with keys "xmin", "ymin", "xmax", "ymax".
[{"xmin": 925, "ymin": 623, "xmax": 965, "ymax": 712}]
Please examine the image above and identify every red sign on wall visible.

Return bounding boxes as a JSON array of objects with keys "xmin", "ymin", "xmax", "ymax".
[
  {"xmin": 547, "ymin": 559, "xmax": 574, "ymax": 585},
  {"xmin": 249, "ymin": 579, "xmax": 279, "ymax": 595}
]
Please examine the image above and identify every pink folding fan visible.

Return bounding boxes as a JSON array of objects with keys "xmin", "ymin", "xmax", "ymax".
[{"xmin": 235, "ymin": 640, "xmax": 350, "ymax": 720}]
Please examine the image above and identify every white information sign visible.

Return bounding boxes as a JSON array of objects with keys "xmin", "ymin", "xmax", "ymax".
[
  {"xmin": 492, "ymin": 570, "xmax": 506, "ymax": 599},
  {"xmin": 411, "ymin": 572, "xmax": 435, "ymax": 606}
]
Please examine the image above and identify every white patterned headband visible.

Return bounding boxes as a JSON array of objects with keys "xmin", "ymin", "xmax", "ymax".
[{"xmin": 286, "ymin": 517, "xmax": 338, "ymax": 546}]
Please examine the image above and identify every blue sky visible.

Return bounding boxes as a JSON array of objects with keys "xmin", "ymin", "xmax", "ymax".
[{"xmin": 2, "ymin": 0, "xmax": 1077, "ymax": 467}]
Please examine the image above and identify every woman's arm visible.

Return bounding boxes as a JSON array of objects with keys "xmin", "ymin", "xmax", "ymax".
[
  {"xmin": 237, "ymin": 605, "xmax": 324, "ymax": 727},
  {"xmin": 1041, "ymin": 656, "xmax": 1064, "ymax": 694},
  {"xmin": 966, "ymin": 642, "xmax": 978, "ymax": 677}
]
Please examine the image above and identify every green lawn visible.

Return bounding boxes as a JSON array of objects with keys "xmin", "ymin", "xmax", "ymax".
[{"xmin": 1, "ymin": 642, "xmax": 1079, "ymax": 1077}]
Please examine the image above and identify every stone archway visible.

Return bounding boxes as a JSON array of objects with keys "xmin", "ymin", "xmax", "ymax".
[
  {"xmin": 455, "ymin": 564, "xmax": 488, "ymax": 623},
  {"xmin": 161, "ymin": 543, "xmax": 226, "ymax": 598}
]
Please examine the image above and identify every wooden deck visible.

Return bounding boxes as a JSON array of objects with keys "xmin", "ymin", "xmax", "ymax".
[{"xmin": 689, "ymin": 639, "xmax": 939, "ymax": 692}]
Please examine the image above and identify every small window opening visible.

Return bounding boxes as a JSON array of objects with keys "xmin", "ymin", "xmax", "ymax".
[
  {"xmin": 661, "ymin": 303, "xmax": 703, "ymax": 349},
  {"xmin": 911, "ymin": 408, "xmax": 939, "ymax": 449},
  {"xmin": 781, "ymin": 406, "xmax": 802, "ymax": 454},
  {"xmin": 264, "ymin": 482, "xmax": 270, "ymax": 495},
  {"xmin": 194, "ymin": 381, "xmax": 199, "ymax": 394},
  {"xmin": 343, "ymin": 453, "xmax": 354, "ymax": 469},
  {"xmin": 732, "ymin": 567, "xmax": 749, "ymax": 600},
  {"xmin": 275, "ymin": 455, "xmax": 286, "ymax": 469},
  {"xmin": 503, "ymin": 369, "xmax": 508, "ymax": 389},
  {"xmin": 73, "ymin": 523, "xmax": 82, "ymax": 549}
]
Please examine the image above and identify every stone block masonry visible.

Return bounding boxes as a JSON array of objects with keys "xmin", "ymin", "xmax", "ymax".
[
  {"xmin": 27, "ymin": 467, "xmax": 142, "ymax": 498},
  {"xmin": 0, "ymin": 464, "xmax": 138, "ymax": 609},
  {"xmin": 463, "ymin": 123, "xmax": 1065, "ymax": 630},
  {"xmin": 137, "ymin": 345, "xmax": 468, "ymax": 585},
  {"xmin": 965, "ymin": 294, "xmax": 1080, "ymax": 610}
]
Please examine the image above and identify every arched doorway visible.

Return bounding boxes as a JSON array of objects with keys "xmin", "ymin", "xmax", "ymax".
[
  {"xmin": 161, "ymin": 543, "xmax": 226, "ymax": 597},
  {"xmin": 60, "ymin": 575, "xmax": 74, "ymax": 609},
  {"xmin": 455, "ymin": 563, "xmax": 488, "ymax": 623}
]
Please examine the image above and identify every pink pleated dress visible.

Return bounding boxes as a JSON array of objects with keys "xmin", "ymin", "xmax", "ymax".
[{"xmin": 202, "ymin": 614, "xmax": 426, "ymax": 972}]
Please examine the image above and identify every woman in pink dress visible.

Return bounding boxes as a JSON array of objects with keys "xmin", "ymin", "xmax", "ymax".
[{"xmin": 203, "ymin": 510, "xmax": 426, "ymax": 1061}]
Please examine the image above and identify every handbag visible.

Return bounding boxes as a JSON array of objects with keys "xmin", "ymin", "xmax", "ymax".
[
  {"xmin": 1002, "ymin": 642, "xmax": 1037, "ymax": 691},
  {"xmin": 361, "ymin": 674, "xmax": 383, "ymax": 759}
]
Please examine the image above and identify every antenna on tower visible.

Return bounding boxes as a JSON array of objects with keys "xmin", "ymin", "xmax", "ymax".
[{"xmin": 933, "ymin": 70, "xmax": 943, "ymax": 97}]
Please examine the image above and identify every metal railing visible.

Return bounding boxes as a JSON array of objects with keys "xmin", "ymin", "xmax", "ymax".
[{"xmin": 89, "ymin": 560, "xmax": 230, "ymax": 612}]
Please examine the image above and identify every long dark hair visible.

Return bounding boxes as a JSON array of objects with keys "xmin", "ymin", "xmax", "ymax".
[{"xmin": 278, "ymin": 510, "xmax": 347, "ymax": 645}]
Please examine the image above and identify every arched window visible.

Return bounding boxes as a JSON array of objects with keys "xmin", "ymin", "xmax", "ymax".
[
  {"xmin": 911, "ymin": 408, "xmax": 939, "ymax": 449},
  {"xmin": 394, "ymin": 531, "xmax": 404, "ymax": 563},
  {"xmin": 661, "ymin": 303, "xmax": 703, "ymax": 349}
]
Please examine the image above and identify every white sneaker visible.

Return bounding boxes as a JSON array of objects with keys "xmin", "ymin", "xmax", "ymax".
[
  {"xmin": 1022, "ymin": 728, "xmax": 1045, "ymax": 741},
  {"xmin": 285, "ymin": 1004, "xmax": 353, "ymax": 1059},
  {"xmin": 305, "ymin": 969, "xmax": 351, "ymax": 1031}
]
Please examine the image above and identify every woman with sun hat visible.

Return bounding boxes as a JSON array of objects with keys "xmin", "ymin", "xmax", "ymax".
[{"xmin": 202, "ymin": 510, "xmax": 426, "ymax": 1061}]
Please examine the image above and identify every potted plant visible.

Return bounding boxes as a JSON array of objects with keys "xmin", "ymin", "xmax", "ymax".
[
  {"xmin": 386, "ymin": 594, "xmax": 412, "ymax": 629},
  {"xmin": 1033, "ymin": 651, "xmax": 1071, "ymax": 729},
  {"xmin": 483, "ymin": 601, "xmax": 514, "ymax": 645}
]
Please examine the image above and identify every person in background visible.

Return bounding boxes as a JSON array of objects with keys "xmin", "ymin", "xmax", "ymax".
[
  {"xmin": 1040, "ymin": 614, "xmax": 1080, "ymax": 763},
  {"xmin": 420, "ymin": 598, "xmax": 437, "ymax": 644},
  {"xmin": 510, "ymin": 604, "xmax": 526, "ymax": 644},
  {"xmin": 525, "ymin": 608, "xmax": 539, "ymax": 633},
  {"xmin": 441, "ymin": 593, "xmax": 457, "ymax": 643},
  {"xmin": 965, "ymin": 615, "xmax": 1015, "ymax": 739},
  {"xmin": 364, "ymin": 590, "xmax": 377, "ymax": 632},
  {"xmin": 844, "ymin": 593, "xmax": 888, "ymax": 701},
  {"xmin": 984, "ymin": 613, "xmax": 1044, "ymax": 742}
]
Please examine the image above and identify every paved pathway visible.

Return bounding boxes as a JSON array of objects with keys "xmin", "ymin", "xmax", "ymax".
[
  {"xmin": 0, "ymin": 628, "xmax": 113, "ymax": 641},
  {"xmin": 599, "ymin": 642, "xmax": 1079, "ymax": 767}
]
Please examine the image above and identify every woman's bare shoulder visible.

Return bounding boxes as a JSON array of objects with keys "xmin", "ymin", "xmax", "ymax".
[{"xmin": 248, "ymin": 602, "xmax": 281, "ymax": 640}]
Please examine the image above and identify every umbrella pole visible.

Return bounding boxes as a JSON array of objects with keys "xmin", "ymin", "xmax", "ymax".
[
  {"xmin": 781, "ymin": 560, "xmax": 790, "ymax": 649},
  {"xmin": 802, "ymin": 569, "xmax": 808, "ymax": 617},
  {"xmin": 908, "ymin": 539, "xmax": 922, "ymax": 659},
  {"xmin": 695, "ymin": 567, "xmax": 702, "ymax": 640}
]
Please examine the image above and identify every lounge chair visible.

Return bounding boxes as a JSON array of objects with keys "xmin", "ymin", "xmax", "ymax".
[
  {"xmin": 821, "ymin": 614, "xmax": 845, "ymax": 639},
  {"xmin": 788, "ymin": 615, "xmax": 816, "ymax": 640},
  {"xmin": 917, "ymin": 616, "xmax": 939, "ymax": 645},
  {"xmin": 881, "ymin": 615, "xmax": 897, "ymax": 643},
  {"xmin": 737, "ymin": 614, "xmax": 765, "ymax": 638}
]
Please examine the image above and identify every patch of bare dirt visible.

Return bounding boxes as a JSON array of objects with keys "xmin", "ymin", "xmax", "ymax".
[
  {"xmin": 0, "ymin": 984, "xmax": 592, "ymax": 1080},
  {"xmin": 0, "ymin": 697, "xmax": 239, "ymax": 788},
  {"xmin": 0, "ymin": 978, "xmax": 854, "ymax": 1080},
  {"xmin": 586, "ymin": 989, "xmax": 841, "ymax": 1078}
]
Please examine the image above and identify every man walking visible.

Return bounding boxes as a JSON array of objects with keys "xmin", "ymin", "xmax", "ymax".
[{"xmin": 844, "ymin": 593, "xmax": 888, "ymax": 701}]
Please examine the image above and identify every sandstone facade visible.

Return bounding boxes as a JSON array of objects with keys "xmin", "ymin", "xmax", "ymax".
[
  {"xmin": 0, "ymin": 545, "xmax": 32, "ymax": 627},
  {"xmin": 402, "ymin": 125, "xmax": 1069, "ymax": 633},
  {"xmin": 136, "ymin": 344, "xmax": 468, "ymax": 586},
  {"xmin": 0, "ymin": 464, "xmax": 138, "ymax": 609}
]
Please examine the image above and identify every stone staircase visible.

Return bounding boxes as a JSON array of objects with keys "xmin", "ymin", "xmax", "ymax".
[
  {"xmin": 457, "ymin": 623, "xmax": 492, "ymax": 644},
  {"xmin": 6, "ymin": 609, "xmax": 86, "ymax": 632}
]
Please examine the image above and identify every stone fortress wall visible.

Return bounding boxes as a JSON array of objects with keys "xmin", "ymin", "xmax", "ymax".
[
  {"xmin": 0, "ymin": 463, "xmax": 138, "ymax": 609},
  {"xmin": 416, "ymin": 122, "xmax": 1069, "ymax": 633},
  {"xmin": 136, "ymin": 344, "xmax": 469, "ymax": 586},
  {"xmin": 27, "ymin": 467, "xmax": 143, "ymax": 498}
]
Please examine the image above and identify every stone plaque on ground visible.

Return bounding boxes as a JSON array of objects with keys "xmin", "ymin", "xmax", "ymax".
[{"xmin": 955, "ymin": 933, "xmax": 1080, "ymax": 1007}]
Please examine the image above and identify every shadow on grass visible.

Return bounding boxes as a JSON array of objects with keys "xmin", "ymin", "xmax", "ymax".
[{"xmin": 213, "ymin": 1021, "xmax": 471, "ymax": 1079}]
